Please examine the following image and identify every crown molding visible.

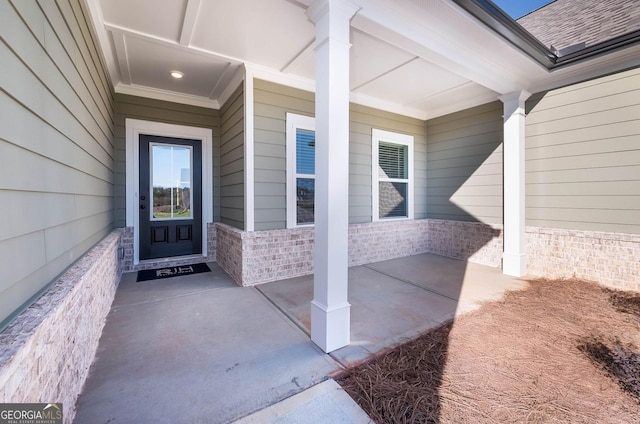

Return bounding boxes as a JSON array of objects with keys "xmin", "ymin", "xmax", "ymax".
[{"xmin": 115, "ymin": 83, "xmax": 220, "ymax": 109}]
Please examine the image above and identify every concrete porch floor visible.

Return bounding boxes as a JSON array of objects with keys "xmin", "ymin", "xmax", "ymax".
[{"xmin": 73, "ymin": 253, "xmax": 526, "ymax": 423}]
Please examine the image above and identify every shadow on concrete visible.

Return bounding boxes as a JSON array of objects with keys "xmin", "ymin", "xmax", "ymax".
[
  {"xmin": 74, "ymin": 252, "xmax": 525, "ymax": 423},
  {"xmin": 73, "ymin": 263, "xmax": 341, "ymax": 424},
  {"xmin": 252, "ymin": 107, "xmax": 522, "ymax": 420},
  {"xmin": 258, "ymin": 251, "xmax": 526, "ymax": 421},
  {"xmin": 76, "ymin": 117, "xmax": 520, "ymax": 421}
]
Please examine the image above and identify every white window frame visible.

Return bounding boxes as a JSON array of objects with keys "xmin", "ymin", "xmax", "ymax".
[
  {"xmin": 286, "ymin": 113, "xmax": 316, "ymax": 228},
  {"xmin": 372, "ymin": 129, "xmax": 414, "ymax": 221}
]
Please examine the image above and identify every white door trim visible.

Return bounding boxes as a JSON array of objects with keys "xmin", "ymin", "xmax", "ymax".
[{"xmin": 125, "ymin": 118, "xmax": 213, "ymax": 265}]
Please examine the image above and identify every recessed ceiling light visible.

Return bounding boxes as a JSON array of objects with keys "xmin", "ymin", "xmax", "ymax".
[{"xmin": 170, "ymin": 71, "xmax": 184, "ymax": 79}]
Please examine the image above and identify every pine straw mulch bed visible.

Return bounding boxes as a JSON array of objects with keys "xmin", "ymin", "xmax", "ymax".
[{"xmin": 337, "ymin": 279, "xmax": 640, "ymax": 423}]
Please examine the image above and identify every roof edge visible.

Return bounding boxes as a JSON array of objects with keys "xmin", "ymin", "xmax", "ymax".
[
  {"xmin": 451, "ymin": 0, "xmax": 557, "ymax": 66},
  {"xmin": 451, "ymin": 0, "xmax": 640, "ymax": 70}
]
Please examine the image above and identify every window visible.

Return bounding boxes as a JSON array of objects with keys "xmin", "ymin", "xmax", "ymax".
[
  {"xmin": 286, "ymin": 113, "xmax": 316, "ymax": 227},
  {"xmin": 372, "ymin": 129, "xmax": 414, "ymax": 221}
]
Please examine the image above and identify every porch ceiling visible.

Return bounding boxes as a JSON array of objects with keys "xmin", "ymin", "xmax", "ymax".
[{"xmin": 86, "ymin": 0, "xmax": 640, "ymax": 120}]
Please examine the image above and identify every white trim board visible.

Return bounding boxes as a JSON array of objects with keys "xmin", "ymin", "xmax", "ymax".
[
  {"xmin": 244, "ymin": 68, "xmax": 255, "ymax": 231},
  {"xmin": 125, "ymin": 119, "xmax": 213, "ymax": 264}
]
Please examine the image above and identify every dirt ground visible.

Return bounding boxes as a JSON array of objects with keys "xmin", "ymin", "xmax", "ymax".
[{"xmin": 338, "ymin": 279, "xmax": 640, "ymax": 423}]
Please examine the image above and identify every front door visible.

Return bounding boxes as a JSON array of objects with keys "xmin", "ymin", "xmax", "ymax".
[{"xmin": 139, "ymin": 135, "xmax": 202, "ymax": 260}]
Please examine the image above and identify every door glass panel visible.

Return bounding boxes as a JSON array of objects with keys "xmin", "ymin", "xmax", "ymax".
[{"xmin": 151, "ymin": 144, "xmax": 192, "ymax": 220}]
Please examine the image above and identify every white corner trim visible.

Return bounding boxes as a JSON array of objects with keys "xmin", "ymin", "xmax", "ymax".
[
  {"xmin": 84, "ymin": 0, "xmax": 119, "ymax": 90},
  {"xmin": 218, "ymin": 66, "xmax": 245, "ymax": 110},
  {"xmin": 244, "ymin": 68, "xmax": 255, "ymax": 231},
  {"xmin": 125, "ymin": 119, "xmax": 213, "ymax": 264}
]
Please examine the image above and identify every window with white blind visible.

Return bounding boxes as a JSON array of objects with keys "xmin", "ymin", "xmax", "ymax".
[
  {"xmin": 286, "ymin": 113, "xmax": 316, "ymax": 228},
  {"xmin": 372, "ymin": 129, "xmax": 414, "ymax": 221}
]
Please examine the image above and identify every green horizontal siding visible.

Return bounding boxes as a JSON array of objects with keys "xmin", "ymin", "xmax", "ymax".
[
  {"xmin": 220, "ymin": 84, "xmax": 245, "ymax": 230},
  {"xmin": 0, "ymin": 0, "xmax": 115, "ymax": 326},
  {"xmin": 426, "ymin": 102, "xmax": 504, "ymax": 224},
  {"xmin": 525, "ymin": 67, "xmax": 640, "ymax": 234},
  {"xmin": 253, "ymin": 80, "xmax": 314, "ymax": 230},
  {"xmin": 351, "ymin": 103, "xmax": 427, "ymax": 222},
  {"xmin": 252, "ymin": 79, "xmax": 426, "ymax": 230}
]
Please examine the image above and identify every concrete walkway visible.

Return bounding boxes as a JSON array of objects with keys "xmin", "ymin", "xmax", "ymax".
[
  {"xmin": 259, "ymin": 253, "xmax": 527, "ymax": 366},
  {"xmin": 74, "ymin": 254, "xmax": 526, "ymax": 423}
]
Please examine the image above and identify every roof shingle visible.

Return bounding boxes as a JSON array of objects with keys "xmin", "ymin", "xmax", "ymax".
[{"xmin": 516, "ymin": 0, "xmax": 640, "ymax": 51}]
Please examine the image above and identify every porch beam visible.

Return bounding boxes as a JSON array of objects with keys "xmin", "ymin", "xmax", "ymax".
[
  {"xmin": 500, "ymin": 90, "xmax": 531, "ymax": 277},
  {"xmin": 306, "ymin": 0, "xmax": 359, "ymax": 353}
]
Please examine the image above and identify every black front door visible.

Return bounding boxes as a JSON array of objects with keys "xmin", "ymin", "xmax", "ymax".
[{"xmin": 139, "ymin": 135, "xmax": 202, "ymax": 260}]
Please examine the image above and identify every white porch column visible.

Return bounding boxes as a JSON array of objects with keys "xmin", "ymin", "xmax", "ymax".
[
  {"xmin": 306, "ymin": 0, "xmax": 358, "ymax": 353},
  {"xmin": 500, "ymin": 90, "xmax": 531, "ymax": 277}
]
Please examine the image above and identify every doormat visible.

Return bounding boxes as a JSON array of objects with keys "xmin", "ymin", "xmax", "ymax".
[{"xmin": 136, "ymin": 263, "xmax": 211, "ymax": 282}]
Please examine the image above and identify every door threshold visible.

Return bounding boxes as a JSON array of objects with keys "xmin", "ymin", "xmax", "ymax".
[{"xmin": 136, "ymin": 254, "xmax": 208, "ymax": 271}]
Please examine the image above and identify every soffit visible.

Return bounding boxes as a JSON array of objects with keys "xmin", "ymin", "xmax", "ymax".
[
  {"xmin": 86, "ymin": 0, "xmax": 640, "ymax": 119},
  {"xmin": 189, "ymin": 0, "xmax": 316, "ymax": 71}
]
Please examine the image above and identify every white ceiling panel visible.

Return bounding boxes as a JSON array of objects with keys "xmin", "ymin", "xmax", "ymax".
[
  {"xmin": 124, "ymin": 36, "xmax": 237, "ymax": 98},
  {"xmin": 100, "ymin": 0, "xmax": 187, "ymax": 41},
  {"xmin": 409, "ymin": 81, "xmax": 498, "ymax": 119},
  {"xmin": 350, "ymin": 29, "xmax": 415, "ymax": 89},
  {"xmin": 283, "ymin": 46, "xmax": 315, "ymax": 80},
  {"xmin": 355, "ymin": 58, "xmax": 470, "ymax": 105},
  {"xmin": 87, "ymin": 0, "xmax": 623, "ymax": 118},
  {"xmin": 190, "ymin": 0, "xmax": 315, "ymax": 70}
]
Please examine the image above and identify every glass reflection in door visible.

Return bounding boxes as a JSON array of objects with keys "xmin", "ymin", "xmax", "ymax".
[{"xmin": 150, "ymin": 144, "xmax": 193, "ymax": 220}]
